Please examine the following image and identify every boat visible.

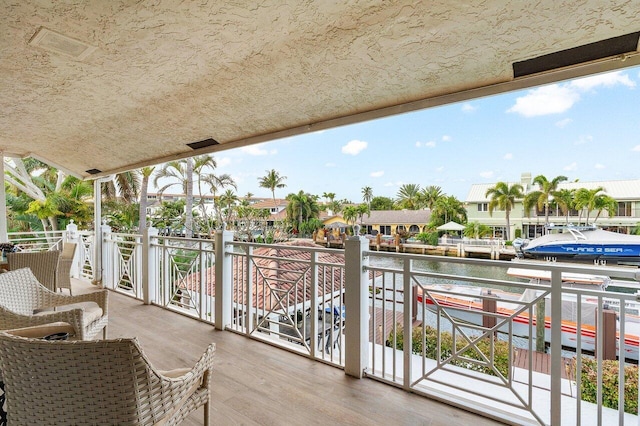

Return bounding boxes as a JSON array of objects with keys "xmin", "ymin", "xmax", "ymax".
[
  {"xmin": 512, "ymin": 224, "xmax": 640, "ymax": 265},
  {"xmin": 416, "ymin": 267, "xmax": 640, "ymax": 361}
]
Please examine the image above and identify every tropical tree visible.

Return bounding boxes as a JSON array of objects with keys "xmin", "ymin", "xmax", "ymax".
[
  {"xmin": 362, "ymin": 186, "xmax": 373, "ymax": 211},
  {"xmin": 396, "ymin": 184, "xmax": 421, "ymax": 210},
  {"xmin": 104, "ymin": 171, "xmax": 140, "ymax": 204},
  {"xmin": 201, "ymin": 172, "xmax": 236, "ymax": 229},
  {"xmin": 218, "ymin": 189, "xmax": 239, "ymax": 227},
  {"xmin": 552, "ymin": 188, "xmax": 576, "ymax": 225},
  {"xmin": 342, "ymin": 205, "xmax": 358, "ymax": 228},
  {"xmin": 484, "ymin": 181, "xmax": 523, "ymax": 240},
  {"xmin": 464, "ymin": 221, "xmax": 492, "ymax": 239},
  {"xmin": 285, "ymin": 191, "xmax": 319, "ymax": 234},
  {"xmin": 4, "ymin": 158, "xmax": 93, "ymax": 231},
  {"xmin": 370, "ymin": 196, "xmax": 395, "ymax": 211},
  {"xmin": 430, "ymin": 195, "xmax": 467, "ymax": 227},
  {"xmin": 575, "ymin": 187, "xmax": 615, "ymax": 224},
  {"xmin": 138, "ymin": 166, "xmax": 155, "ymax": 231},
  {"xmin": 523, "ymin": 174, "xmax": 568, "ymax": 231},
  {"xmin": 153, "ymin": 160, "xmax": 195, "ymax": 236},
  {"xmin": 259, "ymin": 169, "xmax": 287, "ymax": 205},
  {"xmin": 420, "ymin": 185, "xmax": 443, "ymax": 210}
]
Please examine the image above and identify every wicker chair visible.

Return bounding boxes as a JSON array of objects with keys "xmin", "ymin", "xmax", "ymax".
[
  {"xmin": 0, "ymin": 332, "xmax": 215, "ymax": 425},
  {"xmin": 0, "ymin": 268, "xmax": 108, "ymax": 340},
  {"xmin": 7, "ymin": 250, "xmax": 60, "ymax": 292},
  {"xmin": 56, "ymin": 243, "xmax": 77, "ymax": 295}
]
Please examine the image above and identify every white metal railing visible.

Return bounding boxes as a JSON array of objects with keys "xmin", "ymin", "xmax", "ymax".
[
  {"xmin": 104, "ymin": 232, "xmax": 143, "ymax": 298},
  {"xmin": 226, "ymin": 240, "xmax": 346, "ymax": 366},
  {"xmin": 97, "ymin": 229, "xmax": 640, "ymax": 425},
  {"xmin": 8, "ymin": 230, "xmax": 65, "ymax": 252},
  {"xmin": 363, "ymin": 251, "xmax": 640, "ymax": 425}
]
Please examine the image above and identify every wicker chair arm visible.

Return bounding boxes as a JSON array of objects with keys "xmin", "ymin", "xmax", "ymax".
[
  {"xmin": 0, "ymin": 307, "xmax": 86, "ymax": 337},
  {"xmin": 44, "ymin": 289, "xmax": 109, "ymax": 314},
  {"xmin": 152, "ymin": 343, "xmax": 215, "ymax": 425}
]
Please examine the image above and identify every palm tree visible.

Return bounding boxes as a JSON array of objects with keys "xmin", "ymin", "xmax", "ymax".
[
  {"xmin": 523, "ymin": 174, "xmax": 568, "ymax": 231},
  {"xmin": 153, "ymin": 159, "xmax": 196, "ymax": 237},
  {"xmin": 258, "ymin": 169, "xmax": 287, "ymax": 206},
  {"xmin": 362, "ymin": 187, "xmax": 373, "ymax": 211},
  {"xmin": 574, "ymin": 187, "xmax": 612, "ymax": 224},
  {"xmin": 201, "ymin": 173, "xmax": 236, "ymax": 229},
  {"xmin": 485, "ymin": 181, "xmax": 523, "ymax": 240},
  {"xmin": 104, "ymin": 171, "xmax": 140, "ymax": 204},
  {"xmin": 553, "ymin": 188, "xmax": 575, "ymax": 225},
  {"xmin": 218, "ymin": 189, "xmax": 239, "ymax": 227},
  {"xmin": 342, "ymin": 205, "xmax": 358, "ymax": 228},
  {"xmin": 431, "ymin": 195, "xmax": 467, "ymax": 227},
  {"xmin": 138, "ymin": 166, "xmax": 155, "ymax": 231},
  {"xmin": 396, "ymin": 184, "xmax": 421, "ymax": 210},
  {"xmin": 420, "ymin": 185, "xmax": 443, "ymax": 210},
  {"xmin": 285, "ymin": 191, "xmax": 319, "ymax": 234}
]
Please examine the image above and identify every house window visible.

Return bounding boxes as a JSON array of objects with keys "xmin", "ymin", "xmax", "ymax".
[
  {"xmin": 617, "ymin": 202, "xmax": 632, "ymax": 217},
  {"xmin": 477, "ymin": 203, "xmax": 488, "ymax": 212},
  {"xmin": 409, "ymin": 225, "xmax": 420, "ymax": 233}
]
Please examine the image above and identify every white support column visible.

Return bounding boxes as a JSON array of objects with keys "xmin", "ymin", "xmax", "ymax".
[
  {"xmin": 99, "ymin": 224, "xmax": 112, "ymax": 289},
  {"xmin": 142, "ymin": 226, "xmax": 158, "ymax": 305},
  {"xmin": 550, "ymin": 269, "xmax": 562, "ymax": 425},
  {"xmin": 65, "ymin": 220, "xmax": 80, "ymax": 278},
  {"xmin": 214, "ymin": 229, "xmax": 233, "ymax": 330},
  {"xmin": 344, "ymin": 227, "xmax": 369, "ymax": 378},
  {"xmin": 92, "ymin": 176, "xmax": 113, "ymax": 287}
]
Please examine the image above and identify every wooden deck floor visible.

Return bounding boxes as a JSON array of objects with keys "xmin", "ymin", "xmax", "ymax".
[{"xmin": 73, "ymin": 279, "xmax": 506, "ymax": 425}]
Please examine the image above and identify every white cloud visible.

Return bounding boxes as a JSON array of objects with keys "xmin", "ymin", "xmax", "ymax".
[
  {"xmin": 441, "ymin": 135, "xmax": 451, "ymax": 142},
  {"xmin": 240, "ymin": 144, "xmax": 275, "ymax": 156},
  {"xmin": 507, "ymin": 84, "xmax": 580, "ymax": 117},
  {"xmin": 370, "ymin": 170, "xmax": 384, "ymax": 177},
  {"xmin": 416, "ymin": 140, "xmax": 436, "ymax": 148},
  {"xmin": 324, "ymin": 162, "xmax": 336, "ymax": 168},
  {"xmin": 555, "ymin": 118, "xmax": 572, "ymax": 128},
  {"xmin": 574, "ymin": 135, "xmax": 593, "ymax": 146},
  {"xmin": 563, "ymin": 162, "xmax": 578, "ymax": 172},
  {"xmin": 342, "ymin": 139, "xmax": 367, "ymax": 155},
  {"xmin": 595, "ymin": 163, "xmax": 605, "ymax": 169},
  {"xmin": 503, "ymin": 153, "xmax": 513, "ymax": 160},
  {"xmin": 479, "ymin": 171, "xmax": 494, "ymax": 179},
  {"xmin": 570, "ymin": 71, "xmax": 635, "ymax": 91},
  {"xmin": 632, "ymin": 145, "xmax": 640, "ymax": 152},
  {"xmin": 435, "ymin": 166, "xmax": 444, "ymax": 172},
  {"xmin": 461, "ymin": 103, "xmax": 476, "ymax": 112},
  {"xmin": 216, "ymin": 156, "xmax": 232, "ymax": 167}
]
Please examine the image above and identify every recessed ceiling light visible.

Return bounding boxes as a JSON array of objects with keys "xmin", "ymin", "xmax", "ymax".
[{"xmin": 29, "ymin": 27, "xmax": 97, "ymax": 60}]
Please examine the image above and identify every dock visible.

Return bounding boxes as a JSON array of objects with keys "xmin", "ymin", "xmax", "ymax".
[{"xmin": 513, "ymin": 348, "xmax": 574, "ymax": 379}]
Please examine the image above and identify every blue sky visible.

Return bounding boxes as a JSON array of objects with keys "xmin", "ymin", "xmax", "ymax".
[{"xmin": 196, "ymin": 65, "xmax": 640, "ymax": 203}]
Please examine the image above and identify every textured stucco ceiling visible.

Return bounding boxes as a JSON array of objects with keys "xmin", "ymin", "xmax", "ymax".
[{"xmin": 1, "ymin": 1, "xmax": 639, "ymax": 178}]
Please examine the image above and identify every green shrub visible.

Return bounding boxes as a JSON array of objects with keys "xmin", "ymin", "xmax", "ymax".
[
  {"xmin": 571, "ymin": 357, "xmax": 638, "ymax": 414},
  {"xmin": 387, "ymin": 325, "xmax": 511, "ymax": 377},
  {"xmin": 415, "ymin": 232, "xmax": 438, "ymax": 246},
  {"xmin": 514, "ymin": 228, "xmax": 522, "ymax": 239}
]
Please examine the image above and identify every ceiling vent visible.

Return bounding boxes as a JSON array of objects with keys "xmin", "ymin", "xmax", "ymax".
[
  {"xmin": 29, "ymin": 27, "xmax": 97, "ymax": 60},
  {"xmin": 85, "ymin": 169, "xmax": 102, "ymax": 175},
  {"xmin": 187, "ymin": 138, "xmax": 219, "ymax": 150},
  {"xmin": 513, "ymin": 32, "xmax": 640, "ymax": 78}
]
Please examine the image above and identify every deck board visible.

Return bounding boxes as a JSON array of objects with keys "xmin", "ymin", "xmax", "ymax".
[{"xmin": 71, "ymin": 279, "xmax": 505, "ymax": 425}]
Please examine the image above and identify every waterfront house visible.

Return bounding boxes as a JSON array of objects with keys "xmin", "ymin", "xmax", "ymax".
[
  {"xmin": 357, "ymin": 209, "xmax": 431, "ymax": 236},
  {"xmin": 466, "ymin": 173, "xmax": 640, "ymax": 239}
]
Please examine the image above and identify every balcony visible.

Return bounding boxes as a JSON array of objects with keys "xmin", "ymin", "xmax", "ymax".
[
  {"xmin": 9, "ymin": 228, "xmax": 640, "ymax": 425},
  {"xmin": 77, "ymin": 278, "xmax": 502, "ymax": 425}
]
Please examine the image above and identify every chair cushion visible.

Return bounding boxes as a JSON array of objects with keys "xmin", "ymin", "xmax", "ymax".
[{"xmin": 33, "ymin": 301, "xmax": 103, "ymax": 324}]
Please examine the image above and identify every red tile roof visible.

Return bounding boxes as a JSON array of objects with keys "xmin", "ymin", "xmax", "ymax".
[{"xmin": 179, "ymin": 239, "xmax": 345, "ymax": 312}]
